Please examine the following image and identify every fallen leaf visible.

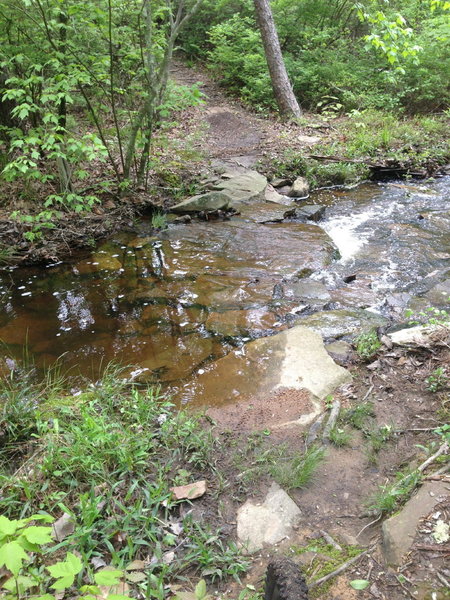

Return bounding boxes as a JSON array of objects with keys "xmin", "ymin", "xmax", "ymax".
[
  {"xmin": 162, "ymin": 551, "xmax": 175, "ymax": 565},
  {"xmin": 170, "ymin": 480, "xmax": 207, "ymax": 501},
  {"xmin": 52, "ymin": 513, "xmax": 75, "ymax": 542},
  {"xmin": 91, "ymin": 557, "xmax": 107, "ymax": 571},
  {"xmin": 125, "ymin": 571, "xmax": 147, "ymax": 583},
  {"xmin": 125, "ymin": 560, "xmax": 146, "ymax": 571}
]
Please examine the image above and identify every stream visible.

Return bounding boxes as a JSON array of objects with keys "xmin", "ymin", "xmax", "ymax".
[{"xmin": 0, "ymin": 177, "xmax": 449, "ymax": 406}]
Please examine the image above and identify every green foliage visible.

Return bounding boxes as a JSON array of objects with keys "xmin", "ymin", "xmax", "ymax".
[
  {"xmin": 270, "ymin": 445, "xmax": 325, "ymax": 491},
  {"xmin": 329, "ymin": 426, "xmax": 352, "ymax": 448},
  {"xmin": 426, "ymin": 367, "xmax": 449, "ymax": 392},
  {"xmin": 0, "ymin": 364, "xmax": 248, "ymax": 596},
  {"xmin": 355, "ymin": 330, "xmax": 381, "ymax": 361},
  {"xmin": 151, "ymin": 211, "xmax": 168, "ymax": 231},
  {"xmin": 367, "ymin": 469, "xmax": 422, "ymax": 516},
  {"xmin": 342, "ymin": 402, "xmax": 375, "ymax": 431}
]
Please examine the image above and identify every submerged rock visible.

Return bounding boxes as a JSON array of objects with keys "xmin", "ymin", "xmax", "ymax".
[
  {"xmin": 170, "ymin": 191, "xmax": 232, "ymax": 214},
  {"xmin": 205, "ymin": 308, "xmax": 279, "ymax": 337},
  {"xmin": 296, "ymin": 309, "xmax": 388, "ymax": 340},
  {"xmin": 284, "ymin": 280, "xmax": 331, "ymax": 304}
]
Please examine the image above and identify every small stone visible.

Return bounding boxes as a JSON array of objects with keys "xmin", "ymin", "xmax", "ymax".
[
  {"xmin": 271, "ymin": 177, "xmax": 292, "ymax": 188},
  {"xmin": 288, "ymin": 177, "xmax": 310, "ymax": 198}
]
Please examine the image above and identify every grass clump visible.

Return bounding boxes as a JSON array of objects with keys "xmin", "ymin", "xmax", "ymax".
[
  {"xmin": 329, "ymin": 426, "xmax": 352, "ymax": 447},
  {"xmin": 342, "ymin": 402, "xmax": 375, "ymax": 430},
  {"xmin": 367, "ymin": 469, "xmax": 423, "ymax": 516},
  {"xmin": 270, "ymin": 446, "xmax": 325, "ymax": 491}
]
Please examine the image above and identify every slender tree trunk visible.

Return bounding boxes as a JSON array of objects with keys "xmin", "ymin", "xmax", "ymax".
[{"xmin": 253, "ymin": 0, "xmax": 302, "ymax": 119}]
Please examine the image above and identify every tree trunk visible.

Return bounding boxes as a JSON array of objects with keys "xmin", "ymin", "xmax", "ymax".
[{"xmin": 253, "ymin": 0, "xmax": 302, "ymax": 119}]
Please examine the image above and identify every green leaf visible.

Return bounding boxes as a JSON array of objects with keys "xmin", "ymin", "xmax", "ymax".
[
  {"xmin": 21, "ymin": 525, "xmax": 53, "ymax": 545},
  {"xmin": 0, "ymin": 516, "xmax": 18, "ymax": 537},
  {"xmin": 195, "ymin": 579, "xmax": 207, "ymax": 600},
  {"xmin": 47, "ymin": 552, "xmax": 82, "ymax": 590},
  {"xmin": 2, "ymin": 575, "xmax": 35, "ymax": 593},
  {"xmin": 0, "ymin": 541, "xmax": 29, "ymax": 576},
  {"xmin": 350, "ymin": 579, "xmax": 370, "ymax": 590},
  {"xmin": 94, "ymin": 569, "xmax": 123, "ymax": 586}
]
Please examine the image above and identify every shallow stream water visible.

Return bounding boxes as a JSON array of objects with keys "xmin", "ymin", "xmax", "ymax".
[{"xmin": 0, "ymin": 177, "xmax": 449, "ymax": 406}]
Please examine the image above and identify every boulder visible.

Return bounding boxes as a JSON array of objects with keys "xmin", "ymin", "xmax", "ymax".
[
  {"xmin": 213, "ymin": 169, "xmax": 267, "ymax": 204},
  {"xmin": 288, "ymin": 177, "xmax": 310, "ymax": 198},
  {"xmin": 237, "ymin": 482, "xmax": 301, "ymax": 552},
  {"xmin": 264, "ymin": 184, "xmax": 295, "ymax": 206},
  {"xmin": 170, "ymin": 191, "xmax": 232, "ymax": 214}
]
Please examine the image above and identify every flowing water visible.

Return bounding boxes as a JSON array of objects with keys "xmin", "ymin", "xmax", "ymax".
[{"xmin": 0, "ymin": 177, "xmax": 449, "ymax": 405}]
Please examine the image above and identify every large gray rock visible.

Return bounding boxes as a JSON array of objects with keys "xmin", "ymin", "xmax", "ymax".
[
  {"xmin": 237, "ymin": 482, "xmax": 301, "ymax": 552},
  {"xmin": 170, "ymin": 191, "xmax": 231, "ymax": 214},
  {"xmin": 213, "ymin": 169, "xmax": 267, "ymax": 204},
  {"xmin": 174, "ymin": 324, "xmax": 351, "ymax": 412},
  {"xmin": 382, "ymin": 481, "xmax": 449, "ymax": 566},
  {"xmin": 288, "ymin": 176, "xmax": 310, "ymax": 198}
]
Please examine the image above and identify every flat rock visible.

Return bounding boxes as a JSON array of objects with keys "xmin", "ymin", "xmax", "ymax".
[
  {"xmin": 213, "ymin": 169, "xmax": 267, "ymax": 204},
  {"xmin": 174, "ymin": 324, "xmax": 351, "ymax": 409},
  {"xmin": 237, "ymin": 482, "xmax": 301, "ymax": 552},
  {"xmin": 170, "ymin": 191, "xmax": 232, "ymax": 214},
  {"xmin": 238, "ymin": 202, "xmax": 291, "ymax": 223},
  {"xmin": 297, "ymin": 309, "xmax": 388, "ymax": 340},
  {"xmin": 271, "ymin": 177, "xmax": 292, "ymax": 188},
  {"xmin": 284, "ymin": 280, "xmax": 331, "ymax": 303},
  {"xmin": 171, "ymin": 480, "xmax": 207, "ymax": 501},
  {"xmin": 288, "ymin": 176, "xmax": 310, "ymax": 198},
  {"xmin": 388, "ymin": 323, "xmax": 449, "ymax": 346},
  {"xmin": 382, "ymin": 481, "xmax": 449, "ymax": 566},
  {"xmin": 424, "ymin": 279, "xmax": 450, "ymax": 308}
]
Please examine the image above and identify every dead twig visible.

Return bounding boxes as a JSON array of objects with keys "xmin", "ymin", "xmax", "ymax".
[
  {"xmin": 414, "ymin": 544, "xmax": 450, "ymax": 552},
  {"xmin": 308, "ymin": 546, "xmax": 374, "ymax": 589},
  {"xmin": 319, "ymin": 530, "xmax": 342, "ymax": 551}
]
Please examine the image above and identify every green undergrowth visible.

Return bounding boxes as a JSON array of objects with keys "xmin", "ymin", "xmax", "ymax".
[
  {"xmin": 263, "ymin": 110, "xmax": 450, "ymax": 189},
  {"xmin": 0, "ymin": 360, "xmax": 331, "ymax": 598},
  {"xmin": 0, "ymin": 363, "xmax": 250, "ymax": 598},
  {"xmin": 290, "ymin": 539, "xmax": 362, "ymax": 598}
]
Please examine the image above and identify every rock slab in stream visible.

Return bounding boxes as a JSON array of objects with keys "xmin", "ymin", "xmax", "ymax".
[
  {"xmin": 170, "ymin": 191, "xmax": 231, "ymax": 213},
  {"xmin": 237, "ymin": 482, "xmax": 301, "ymax": 553},
  {"xmin": 213, "ymin": 169, "xmax": 267, "ymax": 204},
  {"xmin": 382, "ymin": 481, "xmax": 448, "ymax": 566},
  {"xmin": 174, "ymin": 324, "xmax": 351, "ymax": 409}
]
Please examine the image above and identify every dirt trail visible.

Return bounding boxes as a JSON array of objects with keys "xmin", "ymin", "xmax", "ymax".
[{"xmin": 170, "ymin": 61, "xmax": 320, "ymax": 168}]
